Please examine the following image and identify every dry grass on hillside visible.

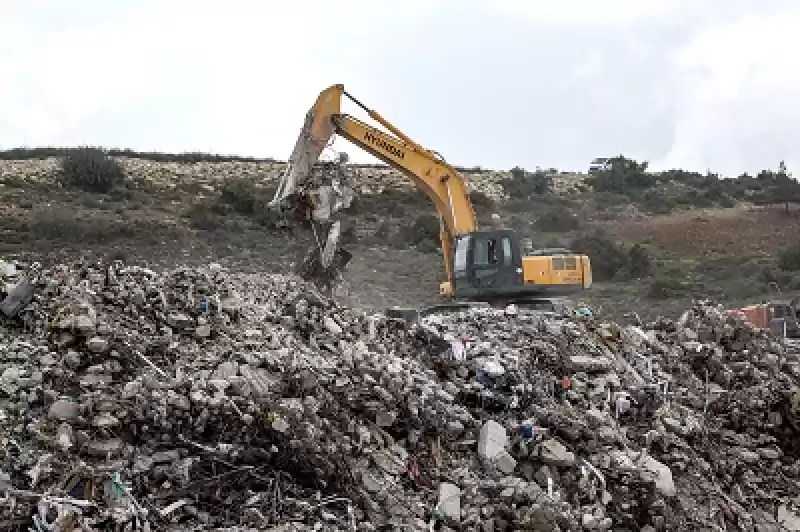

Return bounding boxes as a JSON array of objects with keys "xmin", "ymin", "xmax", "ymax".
[{"xmin": 601, "ymin": 205, "xmax": 800, "ymax": 256}]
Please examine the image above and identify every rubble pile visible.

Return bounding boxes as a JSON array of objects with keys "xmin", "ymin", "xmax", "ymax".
[{"xmin": 0, "ymin": 261, "xmax": 799, "ymax": 531}]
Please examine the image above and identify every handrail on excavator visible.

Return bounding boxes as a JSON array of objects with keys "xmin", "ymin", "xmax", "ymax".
[{"xmin": 341, "ymin": 88, "xmax": 427, "ymax": 155}]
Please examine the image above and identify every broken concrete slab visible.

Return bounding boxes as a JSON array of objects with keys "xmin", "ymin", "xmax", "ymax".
[
  {"xmin": 438, "ymin": 482, "xmax": 461, "ymax": 523},
  {"xmin": 536, "ymin": 439, "xmax": 576, "ymax": 467},
  {"xmin": 478, "ymin": 420, "xmax": 508, "ymax": 460}
]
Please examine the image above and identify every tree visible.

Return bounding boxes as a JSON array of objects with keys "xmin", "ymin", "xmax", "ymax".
[
  {"xmin": 502, "ymin": 167, "xmax": 552, "ymax": 199},
  {"xmin": 759, "ymin": 161, "xmax": 800, "ymax": 214},
  {"xmin": 59, "ymin": 147, "xmax": 126, "ymax": 193},
  {"xmin": 510, "ymin": 166, "xmax": 526, "ymax": 180},
  {"xmin": 775, "ymin": 160, "xmax": 798, "ymax": 214},
  {"xmin": 586, "ymin": 156, "xmax": 654, "ymax": 195}
]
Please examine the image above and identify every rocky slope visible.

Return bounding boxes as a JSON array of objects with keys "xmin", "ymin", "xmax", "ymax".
[{"xmin": 0, "ymin": 156, "xmax": 587, "ymax": 199}]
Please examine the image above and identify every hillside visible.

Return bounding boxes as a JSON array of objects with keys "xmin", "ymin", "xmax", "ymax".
[{"xmin": 1, "ymin": 148, "xmax": 800, "ymax": 320}]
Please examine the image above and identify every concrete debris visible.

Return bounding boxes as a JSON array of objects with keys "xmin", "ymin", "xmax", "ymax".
[
  {"xmin": 478, "ymin": 420, "xmax": 508, "ymax": 460},
  {"xmin": 437, "ymin": 482, "xmax": 461, "ymax": 523},
  {"xmin": 0, "ymin": 260, "xmax": 798, "ymax": 530}
]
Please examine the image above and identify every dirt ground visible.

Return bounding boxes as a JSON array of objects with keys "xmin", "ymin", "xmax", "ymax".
[{"xmin": 600, "ymin": 204, "xmax": 800, "ymax": 257}]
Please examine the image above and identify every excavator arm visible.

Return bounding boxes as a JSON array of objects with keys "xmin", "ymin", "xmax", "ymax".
[{"xmin": 271, "ymin": 84, "xmax": 477, "ymax": 287}]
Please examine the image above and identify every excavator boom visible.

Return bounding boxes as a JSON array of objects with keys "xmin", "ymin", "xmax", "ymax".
[
  {"xmin": 270, "ymin": 84, "xmax": 476, "ymax": 286},
  {"xmin": 270, "ymin": 87, "xmax": 341, "ymax": 207}
]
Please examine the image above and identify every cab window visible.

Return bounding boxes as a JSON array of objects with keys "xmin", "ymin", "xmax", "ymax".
[
  {"xmin": 454, "ymin": 236, "xmax": 470, "ymax": 277},
  {"xmin": 473, "ymin": 239, "xmax": 489, "ymax": 266},
  {"xmin": 474, "ymin": 238, "xmax": 500, "ymax": 266},
  {"xmin": 502, "ymin": 237, "xmax": 513, "ymax": 266}
]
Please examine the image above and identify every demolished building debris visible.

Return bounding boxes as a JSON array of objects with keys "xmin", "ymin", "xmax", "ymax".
[{"xmin": 0, "ymin": 259, "xmax": 799, "ymax": 530}]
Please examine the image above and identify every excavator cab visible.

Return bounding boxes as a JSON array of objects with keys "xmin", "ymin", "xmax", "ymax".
[
  {"xmin": 451, "ymin": 230, "xmax": 524, "ymax": 300},
  {"xmin": 441, "ymin": 230, "xmax": 591, "ymax": 306}
]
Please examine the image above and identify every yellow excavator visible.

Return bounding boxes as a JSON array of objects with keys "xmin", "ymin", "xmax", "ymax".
[{"xmin": 270, "ymin": 84, "xmax": 592, "ymax": 312}]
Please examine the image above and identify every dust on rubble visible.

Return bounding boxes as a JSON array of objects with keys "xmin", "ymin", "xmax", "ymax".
[{"xmin": 0, "ymin": 258, "xmax": 799, "ymax": 530}]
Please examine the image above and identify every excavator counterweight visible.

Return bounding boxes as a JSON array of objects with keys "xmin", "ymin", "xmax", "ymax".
[{"xmin": 270, "ymin": 84, "xmax": 593, "ymax": 307}]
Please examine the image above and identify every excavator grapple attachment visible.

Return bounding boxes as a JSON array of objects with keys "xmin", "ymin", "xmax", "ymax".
[{"xmin": 269, "ymin": 101, "xmax": 355, "ymax": 292}]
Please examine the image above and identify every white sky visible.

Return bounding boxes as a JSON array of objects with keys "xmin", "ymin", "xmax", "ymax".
[{"xmin": 1, "ymin": 0, "xmax": 799, "ymax": 176}]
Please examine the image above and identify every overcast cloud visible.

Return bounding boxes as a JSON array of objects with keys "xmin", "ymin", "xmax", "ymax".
[{"xmin": 1, "ymin": 0, "xmax": 799, "ymax": 176}]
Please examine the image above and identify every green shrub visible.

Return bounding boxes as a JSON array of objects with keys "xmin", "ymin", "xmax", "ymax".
[
  {"xmin": 21, "ymin": 206, "xmax": 174, "ymax": 245},
  {"xmin": 627, "ymin": 244, "xmax": 654, "ymax": 278},
  {"xmin": 501, "ymin": 168, "xmax": 552, "ymax": 199},
  {"xmin": 349, "ymin": 189, "xmax": 430, "ymax": 217},
  {"xmin": 219, "ymin": 178, "xmax": 260, "ymax": 214},
  {"xmin": 685, "ymin": 190, "xmax": 714, "ymax": 208},
  {"xmin": 570, "ymin": 231, "xmax": 628, "ymax": 281},
  {"xmin": 0, "ymin": 146, "xmax": 276, "ymax": 164},
  {"xmin": 469, "ymin": 191, "xmax": 496, "ymax": 215},
  {"xmin": 59, "ymin": 147, "xmax": 126, "ymax": 193},
  {"xmin": 639, "ymin": 190, "xmax": 676, "ymax": 214},
  {"xmin": 398, "ymin": 213, "xmax": 440, "ymax": 251},
  {"xmin": 570, "ymin": 231, "xmax": 653, "ymax": 282},
  {"xmin": 647, "ymin": 276, "xmax": 688, "ymax": 299},
  {"xmin": 593, "ymin": 192, "xmax": 629, "ymax": 209},
  {"xmin": 778, "ymin": 242, "xmax": 800, "ymax": 271},
  {"xmin": 374, "ymin": 222, "xmax": 392, "ymax": 240},
  {"xmin": 415, "ymin": 238, "xmax": 440, "ymax": 253},
  {"xmin": 586, "ymin": 156, "xmax": 654, "ymax": 194},
  {"xmin": 534, "ymin": 210, "xmax": 580, "ymax": 232},
  {"xmin": 186, "ymin": 202, "xmax": 223, "ymax": 231}
]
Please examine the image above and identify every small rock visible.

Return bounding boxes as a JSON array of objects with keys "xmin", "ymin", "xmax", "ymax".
[
  {"xmin": 438, "ymin": 483, "xmax": 461, "ymax": 523},
  {"xmin": 324, "ymin": 316, "xmax": 343, "ymax": 335},
  {"xmin": 86, "ymin": 336, "xmax": 109, "ymax": 353},
  {"xmin": 166, "ymin": 313, "xmax": 193, "ymax": 328},
  {"xmin": 195, "ymin": 325, "xmax": 212, "ymax": 338},
  {"xmin": 375, "ymin": 410, "xmax": 396, "ymax": 427},
  {"xmin": 271, "ymin": 418, "xmax": 290, "ymax": 433},
  {"xmin": 759, "ymin": 447, "xmax": 782, "ymax": 460},
  {"xmin": 493, "ymin": 450, "xmax": 517, "ymax": 474},
  {"xmin": 362, "ymin": 471, "xmax": 384, "ymax": 493},
  {"xmin": 48, "ymin": 399, "xmax": 79, "ymax": 421},
  {"xmin": 536, "ymin": 439, "xmax": 576, "ymax": 467},
  {"xmin": 570, "ymin": 355, "xmax": 612, "ymax": 373}
]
